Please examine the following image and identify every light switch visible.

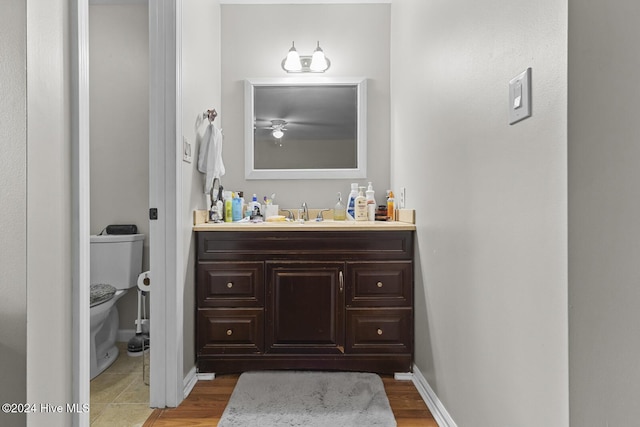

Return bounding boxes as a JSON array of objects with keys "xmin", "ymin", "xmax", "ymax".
[
  {"xmin": 513, "ymin": 82, "xmax": 522, "ymax": 109},
  {"xmin": 508, "ymin": 67, "xmax": 531, "ymax": 125},
  {"xmin": 182, "ymin": 136, "xmax": 192, "ymax": 163}
]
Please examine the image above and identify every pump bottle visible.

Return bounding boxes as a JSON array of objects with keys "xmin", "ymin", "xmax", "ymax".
[
  {"xmin": 365, "ymin": 182, "xmax": 376, "ymax": 222},
  {"xmin": 334, "ymin": 192, "xmax": 346, "ymax": 221},
  {"xmin": 355, "ymin": 187, "xmax": 368, "ymax": 221}
]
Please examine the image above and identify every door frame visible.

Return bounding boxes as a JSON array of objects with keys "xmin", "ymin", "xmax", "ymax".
[
  {"xmin": 71, "ymin": 0, "xmax": 183, "ymax": 424},
  {"xmin": 148, "ymin": 0, "xmax": 184, "ymax": 409}
]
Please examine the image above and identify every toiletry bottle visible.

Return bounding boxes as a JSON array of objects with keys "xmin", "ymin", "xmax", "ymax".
[
  {"xmin": 355, "ymin": 187, "xmax": 368, "ymax": 221},
  {"xmin": 365, "ymin": 182, "xmax": 376, "ymax": 222},
  {"xmin": 347, "ymin": 183, "xmax": 359, "ymax": 220},
  {"xmin": 216, "ymin": 185, "xmax": 224, "ymax": 221},
  {"xmin": 232, "ymin": 193, "xmax": 242, "ymax": 221},
  {"xmin": 224, "ymin": 191, "xmax": 233, "ymax": 223},
  {"xmin": 334, "ymin": 192, "xmax": 346, "ymax": 221},
  {"xmin": 387, "ymin": 190, "xmax": 395, "ymax": 221},
  {"xmin": 238, "ymin": 191, "xmax": 245, "ymax": 218},
  {"xmin": 250, "ymin": 194, "xmax": 261, "ymax": 217}
]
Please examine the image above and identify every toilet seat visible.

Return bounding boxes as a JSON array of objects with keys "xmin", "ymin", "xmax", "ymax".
[{"xmin": 90, "ymin": 283, "xmax": 116, "ymax": 307}]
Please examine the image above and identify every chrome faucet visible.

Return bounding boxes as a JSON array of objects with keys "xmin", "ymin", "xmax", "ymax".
[
  {"xmin": 281, "ymin": 209, "xmax": 294, "ymax": 221},
  {"xmin": 301, "ymin": 202, "xmax": 309, "ymax": 221},
  {"xmin": 316, "ymin": 209, "xmax": 331, "ymax": 221}
]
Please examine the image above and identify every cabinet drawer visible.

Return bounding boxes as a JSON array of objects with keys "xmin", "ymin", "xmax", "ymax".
[
  {"xmin": 197, "ymin": 308, "xmax": 264, "ymax": 354},
  {"xmin": 346, "ymin": 261, "xmax": 412, "ymax": 307},
  {"xmin": 197, "ymin": 262, "xmax": 264, "ymax": 307},
  {"xmin": 346, "ymin": 309, "xmax": 412, "ymax": 354}
]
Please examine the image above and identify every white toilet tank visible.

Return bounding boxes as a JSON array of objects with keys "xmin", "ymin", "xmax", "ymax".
[{"xmin": 90, "ymin": 234, "xmax": 144, "ymax": 290}]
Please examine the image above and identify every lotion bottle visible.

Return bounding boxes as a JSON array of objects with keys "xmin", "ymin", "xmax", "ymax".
[
  {"xmin": 365, "ymin": 182, "xmax": 376, "ymax": 222},
  {"xmin": 355, "ymin": 186, "xmax": 368, "ymax": 221}
]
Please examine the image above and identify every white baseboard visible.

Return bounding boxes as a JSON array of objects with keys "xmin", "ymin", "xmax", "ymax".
[
  {"xmin": 411, "ymin": 364, "xmax": 457, "ymax": 427},
  {"xmin": 393, "ymin": 372, "xmax": 413, "ymax": 381},
  {"xmin": 183, "ymin": 366, "xmax": 198, "ymax": 398},
  {"xmin": 196, "ymin": 372, "xmax": 216, "ymax": 381}
]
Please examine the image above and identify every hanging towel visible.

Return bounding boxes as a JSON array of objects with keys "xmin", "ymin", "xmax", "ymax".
[{"xmin": 198, "ymin": 123, "xmax": 225, "ymax": 194}]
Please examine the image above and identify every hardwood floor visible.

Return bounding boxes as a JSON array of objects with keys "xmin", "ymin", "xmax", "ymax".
[{"xmin": 143, "ymin": 373, "xmax": 437, "ymax": 427}]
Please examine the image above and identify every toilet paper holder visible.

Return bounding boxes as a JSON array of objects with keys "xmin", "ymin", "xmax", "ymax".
[{"xmin": 137, "ymin": 271, "xmax": 151, "ymax": 292}]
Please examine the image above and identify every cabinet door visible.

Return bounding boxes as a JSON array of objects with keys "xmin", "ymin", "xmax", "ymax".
[{"xmin": 266, "ymin": 262, "xmax": 345, "ymax": 354}]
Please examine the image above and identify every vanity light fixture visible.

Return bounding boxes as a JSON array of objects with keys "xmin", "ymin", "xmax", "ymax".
[{"xmin": 281, "ymin": 41, "xmax": 331, "ymax": 73}]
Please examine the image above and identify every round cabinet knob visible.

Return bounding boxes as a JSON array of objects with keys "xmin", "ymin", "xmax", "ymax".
[
  {"xmin": 377, "ymin": 328, "xmax": 383, "ymax": 336},
  {"xmin": 376, "ymin": 281, "xmax": 383, "ymax": 288},
  {"xmin": 226, "ymin": 282, "xmax": 233, "ymax": 289},
  {"xmin": 226, "ymin": 329, "xmax": 233, "ymax": 336}
]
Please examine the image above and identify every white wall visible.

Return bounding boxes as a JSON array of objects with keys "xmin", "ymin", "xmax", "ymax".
[
  {"xmin": 0, "ymin": 1, "xmax": 27, "ymax": 426},
  {"xmin": 89, "ymin": 3, "xmax": 150, "ymax": 332},
  {"xmin": 220, "ymin": 4, "xmax": 390, "ymax": 208},
  {"xmin": 391, "ymin": 1, "xmax": 568, "ymax": 426},
  {"xmin": 181, "ymin": 0, "xmax": 222, "ymax": 377},
  {"xmin": 26, "ymin": 0, "xmax": 74, "ymax": 425},
  {"xmin": 568, "ymin": 1, "xmax": 640, "ymax": 425}
]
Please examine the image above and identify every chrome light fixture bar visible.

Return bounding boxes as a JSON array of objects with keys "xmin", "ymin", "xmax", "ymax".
[{"xmin": 281, "ymin": 41, "xmax": 331, "ymax": 73}]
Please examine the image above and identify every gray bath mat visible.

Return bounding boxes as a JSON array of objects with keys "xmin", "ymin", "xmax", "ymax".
[{"xmin": 218, "ymin": 371, "xmax": 397, "ymax": 427}]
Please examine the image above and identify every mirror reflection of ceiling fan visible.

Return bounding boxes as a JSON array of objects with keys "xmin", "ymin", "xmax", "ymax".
[{"xmin": 268, "ymin": 119, "xmax": 287, "ymax": 139}]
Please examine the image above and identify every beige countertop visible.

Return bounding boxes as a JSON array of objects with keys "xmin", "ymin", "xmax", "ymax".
[{"xmin": 193, "ymin": 219, "xmax": 415, "ymax": 232}]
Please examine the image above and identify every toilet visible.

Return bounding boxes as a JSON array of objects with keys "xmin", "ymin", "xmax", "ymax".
[{"xmin": 89, "ymin": 233, "xmax": 144, "ymax": 380}]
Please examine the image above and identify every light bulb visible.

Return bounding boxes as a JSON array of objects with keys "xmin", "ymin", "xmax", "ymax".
[
  {"xmin": 283, "ymin": 42, "xmax": 302, "ymax": 72},
  {"xmin": 272, "ymin": 129, "xmax": 284, "ymax": 139},
  {"xmin": 310, "ymin": 41, "xmax": 328, "ymax": 72}
]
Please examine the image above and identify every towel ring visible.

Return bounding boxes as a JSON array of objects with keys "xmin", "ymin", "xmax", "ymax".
[{"xmin": 204, "ymin": 109, "xmax": 217, "ymax": 123}]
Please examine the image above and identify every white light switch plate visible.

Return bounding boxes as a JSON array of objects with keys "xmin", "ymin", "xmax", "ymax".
[
  {"xmin": 508, "ymin": 67, "xmax": 532, "ymax": 125},
  {"xmin": 182, "ymin": 136, "xmax": 192, "ymax": 163}
]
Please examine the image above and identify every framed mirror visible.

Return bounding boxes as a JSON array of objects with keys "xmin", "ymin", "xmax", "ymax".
[{"xmin": 244, "ymin": 77, "xmax": 367, "ymax": 179}]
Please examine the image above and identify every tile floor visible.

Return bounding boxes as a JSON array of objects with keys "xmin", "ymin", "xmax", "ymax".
[{"xmin": 90, "ymin": 342, "xmax": 152, "ymax": 427}]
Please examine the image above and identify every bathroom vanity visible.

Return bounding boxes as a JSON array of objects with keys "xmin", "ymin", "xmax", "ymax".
[{"xmin": 194, "ymin": 221, "xmax": 415, "ymax": 374}]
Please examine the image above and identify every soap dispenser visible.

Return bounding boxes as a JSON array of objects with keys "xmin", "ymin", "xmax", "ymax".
[
  {"xmin": 355, "ymin": 186, "xmax": 368, "ymax": 221},
  {"xmin": 334, "ymin": 192, "xmax": 346, "ymax": 221}
]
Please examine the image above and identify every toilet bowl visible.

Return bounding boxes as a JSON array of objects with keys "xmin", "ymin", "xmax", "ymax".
[
  {"xmin": 90, "ymin": 290, "xmax": 126, "ymax": 379},
  {"xmin": 90, "ymin": 233, "xmax": 144, "ymax": 380}
]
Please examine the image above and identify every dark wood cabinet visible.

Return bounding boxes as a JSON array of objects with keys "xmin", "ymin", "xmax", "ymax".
[
  {"xmin": 266, "ymin": 261, "xmax": 345, "ymax": 354},
  {"xmin": 195, "ymin": 230, "xmax": 414, "ymax": 374}
]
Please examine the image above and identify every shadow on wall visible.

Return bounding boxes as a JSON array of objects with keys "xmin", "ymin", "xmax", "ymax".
[
  {"xmin": 413, "ymin": 237, "xmax": 436, "ymax": 385},
  {"xmin": 0, "ymin": 340, "xmax": 27, "ymax": 427}
]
